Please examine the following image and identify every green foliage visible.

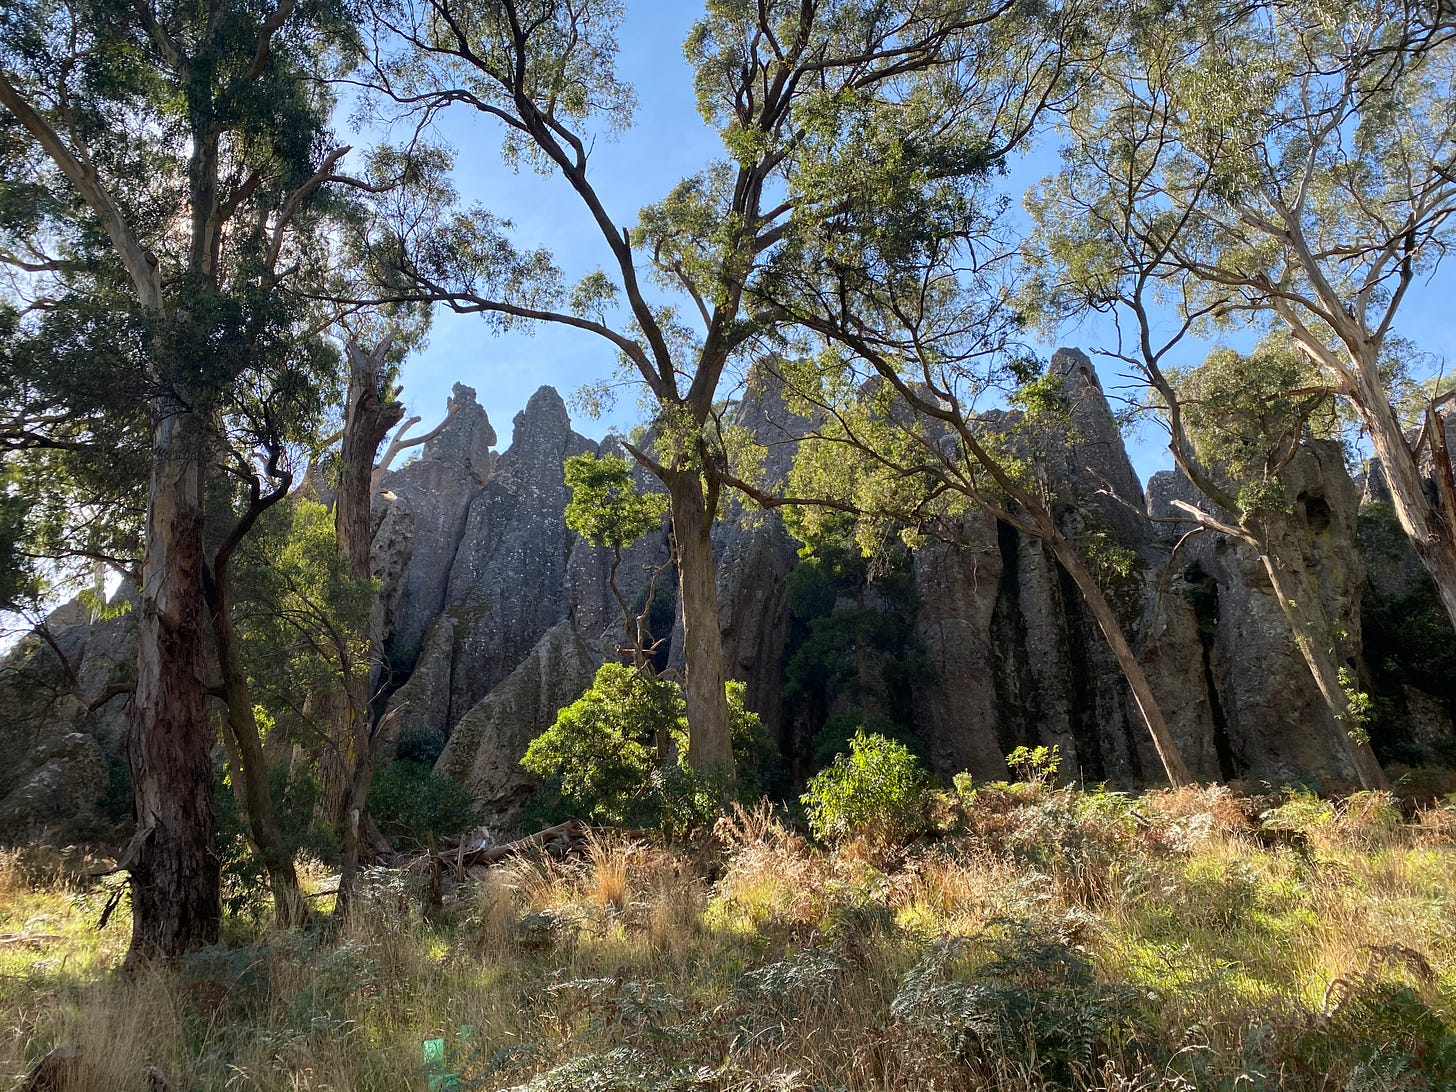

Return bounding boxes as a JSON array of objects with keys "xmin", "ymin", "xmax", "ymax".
[
  {"xmin": 1026, "ymin": 0, "xmax": 1456, "ymax": 563},
  {"xmin": 1172, "ymin": 340, "xmax": 1343, "ymax": 519},
  {"xmin": 801, "ymin": 730, "xmax": 928, "ymax": 843},
  {"xmin": 811, "ymin": 708, "xmax": 915, "ymax": 770},
  {"xmin": 0, "ymin": 458, "xmax": 39, "ymax": 610},
  {"xmin": 214, "ymin": 763, "xmax": 331, "ymax": 921},
  {"xmin": 563, "ymin": 453, "xmax": 668, "ymax": 550},
  {"xmin": 781, "ymin": 537, "xmax": 936, "ymax": 764},
  {"xmin": 234, "ymin": 498, "xmax": 374, "ymax": 740},
  {"xmin": 1081, "ymin": 529, "xmax": 1141, "ymax": 585},
  {"xmin": 522, "ymin": 664, "xmax": 773, "ymax": 832},
  {"xmin": 1260, "ymin": 786, "xmax": 1335, "ymax": 834},
  {"xmin": 1337, "ymin": 667, "xmax": 1373, "ymax": 746},
  {"xmin": 369, "ymin": 761, "xmax": 480, "ymax": 849},
  {"xmin": 523, "ymin": 664, "xmax": 683, "ymax": 827},
  {"xmin": 1006, "ymin": 744, "xmax": 1061, "ymax": 784}
]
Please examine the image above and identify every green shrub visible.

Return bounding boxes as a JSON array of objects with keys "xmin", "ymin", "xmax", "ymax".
[
  {"xmin": 811, "ymin": 707, "xmax": 916, "ymax": 769},
  {"xmin": 1006, "ymin": 744, "xmax": 1061, "ymax": 784},
  {"xmin": 369, "ymin": 760, "xmax": 479, "ymax": 848},
  {"xmin": 521, "ymin": 663, "xmax": 774, "ymax": 832},
  {"xmin": 1260, "ymin": 786, "xmax": 1335, "ymax": 836},
  {"xmin": 214, "ymin": 761, "xmax": 332, "ymax": 920},
  {"xmin": 801, "ymin": 729, "xmax": 927, "ymax": 843}
]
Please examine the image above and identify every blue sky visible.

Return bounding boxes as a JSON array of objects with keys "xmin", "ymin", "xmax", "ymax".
[{"xmin": 389, "ymin": 0, "xmax": 1454, "ymax": 488}]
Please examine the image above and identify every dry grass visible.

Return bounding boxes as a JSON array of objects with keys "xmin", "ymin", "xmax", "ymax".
[{"xmin": 0, "ymin": 788, "xmax": 1453, "ymax": 1091}]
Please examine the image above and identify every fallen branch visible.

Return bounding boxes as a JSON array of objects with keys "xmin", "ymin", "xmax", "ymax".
[
  {"xmin": 409, "ymin": 818, "xmax": 591, "ymax": 878},
  {"xmin": 305, "ymin": 819, "xmax": 595, "ymax": 898}
]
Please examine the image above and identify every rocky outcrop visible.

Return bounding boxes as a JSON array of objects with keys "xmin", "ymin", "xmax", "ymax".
[
  {"xmin": 0, "ymin": 587, "xmax": 134, "ymax": 839},
  {"xmin": 908, "ymin": 351, "xmax": 1219, "ymax": 785},
  {"xmin": 373, "ymin": 385, "xmax": 497, "ymax": 669},
  {"xmin": 907, "ymin": 351, "xmax": 1387, "ymax": 787},
  {"xmin": 1144, "ymin": 438, "xmax": 1372, "ymax": 783},
  {"xmin": 8, "ymin": 348, "xmax": 1455, "ymax": 842},
  {"xmin": 434, "ymin": 620, "xmax": 602, "ymax": 824},
  {"xmin": 437, "ymin": 387, "xmax": 597, "ymax": 719}
]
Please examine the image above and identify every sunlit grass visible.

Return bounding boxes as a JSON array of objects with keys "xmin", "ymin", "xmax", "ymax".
[{"xmin": 1, "ymin": 787, "xmax": 1453, "ymax": 1090}]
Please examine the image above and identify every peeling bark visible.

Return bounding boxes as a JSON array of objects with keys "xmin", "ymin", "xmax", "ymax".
[{"xmin": 126, "ymin": 403, "xmax": 220, "ymax": 966}]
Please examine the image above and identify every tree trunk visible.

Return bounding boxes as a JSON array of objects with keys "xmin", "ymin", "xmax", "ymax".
[
  {"xmin": 337, "ymin": 339, "xmax": 403, "ymax": 581},
  {"xmin": 1042, "ymin": 529, "xmax": 1195, "ymax": 787},
  {"xmin": 333, "ymin": 674, "xmax": 376, "ymax": 921},
  {"xmin": 1259, "ymin": 555, "xmax": 1390, "ymax": 790},
  {"xmin": 206, "ymin": 583, "xmax": 308, "ymax": 925},
  {"xmin": 331, "ymin": 339, "xmax": 404, "ymax": 918},
  {"xmin": 1358, "ymin": 382, "xmax": 1456, "ymax": 630},
  {"xmin": 665, "ymin": 469, "xmax": 735, "ymax": 783},
  {"xmin": 126, "ymin": 403, "xmax": 220, "ymax": 966}
]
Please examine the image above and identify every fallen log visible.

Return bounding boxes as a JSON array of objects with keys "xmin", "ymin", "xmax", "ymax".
[
  {"xmin": 15, "ymin": 1046, "xmax": 82, "ymax": 1092},
  {"xmin": 405, "ymin": 818, "xmax": 590, "ymax": 878},
  {"xmin": 306, "ymin": 819, "xmax": 596, "ymax": 900}
]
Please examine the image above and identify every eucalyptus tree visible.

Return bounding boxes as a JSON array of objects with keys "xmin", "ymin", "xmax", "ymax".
[
  {"xmin": 673, "ymin": 0, "xmax": 1207, "ymax": 783},
  {"xmin": 363, "ymin": 0, "xmax": 1064, "ymax": 785},
  {"xmin": 0, "ymin": 0, "xmax": 392, "ymax": 960},
  {"xmin": 1028, "ymin": 0, "xmax": 1456, "ymax": 630}
]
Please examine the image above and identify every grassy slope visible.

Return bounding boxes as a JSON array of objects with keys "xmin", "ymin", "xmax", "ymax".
[{"xmin": 1, "ymin": 784, "xmax": 1454, "ymax": 1091}]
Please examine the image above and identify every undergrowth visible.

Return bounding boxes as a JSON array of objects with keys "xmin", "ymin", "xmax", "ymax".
[{"xmin": 1, "ymin": 783, "xmax": 1453, "ymax": 1090}]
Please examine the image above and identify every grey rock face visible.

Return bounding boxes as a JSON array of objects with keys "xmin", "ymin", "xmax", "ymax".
[
  {"xmin": 436, "ymin": 386, "xmax": 597, "ymax": 721},
  {"xmin": 908, "ymin": 353, "xmax": 1212, "ymax": 785},
  {"xmin": 1145, "ymin": 440, "xmax": 1370, "ymax": 782},
  {"xmin": 563, "ymin": 436, "xmax": 673, "ymax": 661},
  {"xmin": 425, "ymin": 383, "xmax": 498, "ymax": 482},
  {"xmin": 1048, "ymin": 348, "xmax": 1149, "ymax": 547},
  {"xmin": 379, "ymin": 614, "xmax": 457, "ymax": 753},
  {"xmin": 0, "ymin": 587, "xmax": 134, "ymax": 840},
  {"xmin": 374, "ymin": 391, "xmax": 497, "ymax": 669},
  {"xmin": 434, "ymin": 620, "xmax": 602, "ymax": 825},
  {"xmin": 716, "ymin": 511, "xmax": 797, "ymax": 740},
  {"xmin": 8, "ymin": 348, "xmax": 1444, "ymax": 844},
  {"xmin": 0, "ymin": 731, "xmax": 108, "ymax": 840},
  {"xmin": 912, "ymin": 513, "xmax": 1012, "ymax": 778}
]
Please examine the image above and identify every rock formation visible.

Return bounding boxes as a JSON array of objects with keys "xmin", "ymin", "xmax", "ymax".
[
  {"xmin": 434, "ymin": 620, "xmax": 602, "ymax": 824},
  {"xmin": 0, "ymin": 588, "xmax": 133, "ymax": 839},
  {"xmin": 5, "ymin": 350, "xmax": 1455, "ymax": 840},
  {"xmin": 1145, "ymin": 440, "xmax": 1371, "ymax": 783}
]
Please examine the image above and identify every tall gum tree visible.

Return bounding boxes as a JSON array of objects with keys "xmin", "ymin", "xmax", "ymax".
[
  {"xmin": 1027, "ymin": 0, "xmax": 1456, "ymax": 633},
  {"xmin": 700, "ymin": 0, "xmax": 1200, "ymax": 782},
  {"xmin": 0, "ymin": 0, "xmax": 389, "ymax": 960},
  {"xmin": 364, "ymin": 0, "xmax": 1056, "ymax": 783}
]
